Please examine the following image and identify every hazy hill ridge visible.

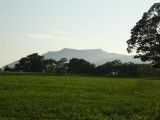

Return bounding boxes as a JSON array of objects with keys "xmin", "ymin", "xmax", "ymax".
[
  {"xmin": 5, "ymin": 48, "xmax": 143, "ymax": 68},
  {"xmin": 43, "ymin": 48, "xmax": 142, "ymax": 65}
]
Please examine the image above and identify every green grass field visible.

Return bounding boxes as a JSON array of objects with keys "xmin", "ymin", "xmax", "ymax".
[{"xmin": 0, "ymin": 72, "xmax": 160, "ymax": 120}]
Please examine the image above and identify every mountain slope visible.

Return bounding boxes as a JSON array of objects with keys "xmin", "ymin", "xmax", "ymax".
[
  {"xmin": 43, "ymin": 48, "xmax": 142, "ymax": 65},
  {"xmin": 4, "ymin": 48, "xmax": 143, "ymax": 68}
]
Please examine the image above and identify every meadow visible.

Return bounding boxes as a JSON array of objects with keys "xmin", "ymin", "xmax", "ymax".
[{"xmin": 0, "ymin": 72, "xmax": 160, "ymax": 120}]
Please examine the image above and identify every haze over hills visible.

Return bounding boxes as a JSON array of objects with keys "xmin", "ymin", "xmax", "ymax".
[
  {"xmin": 43, "ymin": 48, "xmax": 143, "ymax": 65},
  {"xmin": 4, "ymin": 48, "xmax": 144, "ymax": 68}
]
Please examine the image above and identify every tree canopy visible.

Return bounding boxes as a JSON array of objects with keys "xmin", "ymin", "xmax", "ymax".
[
  {"xmin": 67, "ymin": 58, "xmax": 95, "ymax": 74},
  {"xmin": 3, "ymin": 66, "xmax": 12, "ymax": 71},
  {"xmin": 2, "ymin": 53, "xmax": 160, "ymax": 76},
  {"xmin": 127, "ymin": 3, "xmax": 160, "ymax": 68},
  {"xmin": 14, "ymin": 53, "xmax": 45, "ymax": 72}
]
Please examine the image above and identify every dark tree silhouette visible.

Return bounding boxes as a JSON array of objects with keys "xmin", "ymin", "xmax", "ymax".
[
  {"xmin": 96, "ymin": 60, "xmax": 139, "ymax": 76},
  {"xmin": 15, "ymin": 53, "xmax": 45, "ymax": 72},
  {"xmin": 127, "ymin": 3, "xmax": 160, "ymax": 68},
  {"xmin": 44, "ymin": 59, "xmax": 57, "ymax": 73},
  {"xmin": 3, "ymin": 66, "xmax": 12, "ymax": 71},
  {"xmin": 68, "ymin": 58, "xmax": 95, "ymax": 74},
  {"xmin": 96, "ymin": 60, "xmax": 122, "ymax": 76},
  {"xmin": 55, "ymin": 58, "xmax": 68, "ymax": 73}
]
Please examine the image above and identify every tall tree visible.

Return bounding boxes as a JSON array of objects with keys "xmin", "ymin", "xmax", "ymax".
[
  {"xmin": 55, "ymin": 58, "xmax": 68, "ymax": 73},
  {"xmin": 96, "ymin": 60, "xmax": 138, "ymax": 76},
  {"xmin": 96, "ymin": 60, "xmax": 122, "ymax": 76},
  {"xmin": 127, "ymin": 3, "xmax": 160, "ymax": 68},
  {"xmin": 3, "ymin": 66, "xmax": 12, "ymax": 71},
  {"xmin": 44, "ymin": 59, "xmax": 57, "ymax": 73},
  {"xmin": 15, "ymin": 53, "xmax": 45, "ymax": 72},
  {"xmin": 68, "ymin": 58, "xmax": 95, "ymax": 74}
]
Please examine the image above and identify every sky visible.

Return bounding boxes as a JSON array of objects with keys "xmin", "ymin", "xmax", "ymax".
[{"xmin": 0, "ymin": 0, "xmax": 159, "ymax": 67}]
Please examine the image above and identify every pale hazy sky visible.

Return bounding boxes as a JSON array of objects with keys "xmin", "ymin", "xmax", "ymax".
[{"xmin": 0, "ymin": 0, "xmax": 159, "ymax": 67}]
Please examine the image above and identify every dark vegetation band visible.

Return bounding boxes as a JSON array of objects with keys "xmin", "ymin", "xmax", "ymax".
[{"xmin": 1, "ymin": 53, "xmax": 160, "ymax": 76}]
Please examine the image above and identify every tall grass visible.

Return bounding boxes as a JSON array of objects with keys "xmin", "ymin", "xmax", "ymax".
[{"xmin": 0, "ymin": 72, "xmax": 160, "ymax": 119}]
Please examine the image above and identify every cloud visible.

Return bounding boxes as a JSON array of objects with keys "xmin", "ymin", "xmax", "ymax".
[
  {"xmin": 89, "ymin": 38, "xmax": 106, "ymax": 41},
  {"xmin": 26, "ymin": 34, "xmax": 54, "ymax": 39},
  {"xmin": 25, "ymin": 33, "xmax": 76, "ymax": 42},
  {"xmin": 50, "ymin": 31, "xmax": 69, "ymax": 34}
]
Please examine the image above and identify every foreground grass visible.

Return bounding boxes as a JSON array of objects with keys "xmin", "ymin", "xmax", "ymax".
[{"xmin": 0, "ymin": 72, "xmax": 160, "ymax": 120}]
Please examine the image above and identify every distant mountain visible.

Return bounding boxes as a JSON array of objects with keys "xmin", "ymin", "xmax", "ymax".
[
  {"xmin": 4, "ymin": 48, "xmax": 144, "ymax": 68},
  {"xmin": 43, "ymin": 48, "xmax": 143, "ymax": 65}
]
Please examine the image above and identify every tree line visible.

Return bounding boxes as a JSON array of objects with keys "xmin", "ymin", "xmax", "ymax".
[{"xmin": 2, "ymin": 53, "xmax": 160, "ymax": 76}]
